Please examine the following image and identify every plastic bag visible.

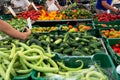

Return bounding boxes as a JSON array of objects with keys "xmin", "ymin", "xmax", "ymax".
[{"xmin": 48, "ymin": 3, "xmax": 58, "ymax": 11}]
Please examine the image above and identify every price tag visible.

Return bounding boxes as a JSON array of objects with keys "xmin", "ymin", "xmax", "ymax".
[
  {"xmin": 27, "ymin": 17, "xmax": 32, "ymax": 29},
  {"xmin": 7, "ymin": 6, "xmax": 16, "ymax": 17},
  {"xmin": 31, "ymin": 2, "xmax": 38, "ymax": 11}
]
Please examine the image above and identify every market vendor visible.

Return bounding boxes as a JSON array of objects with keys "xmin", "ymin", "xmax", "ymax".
[
  {"xmin": 96, "ymin": 0, "xmax": 119, "ymax": 14},
  {"xmin": 11, "ymin": 0, "xmax": 34, "ymax": 11},
  {"xmin": 0, "ymin": 19, "xmax": 31, "ymax": 40}
]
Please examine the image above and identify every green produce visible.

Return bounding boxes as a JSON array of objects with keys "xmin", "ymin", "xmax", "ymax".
[{"xmin": 5, "ymin": 18, "xmax": 27, "ymax": 31}]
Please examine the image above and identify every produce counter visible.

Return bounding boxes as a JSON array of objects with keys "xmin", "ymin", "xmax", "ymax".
[{"xmin": 1, "ymin": 9, "xmax": 120, "ymax": 80}]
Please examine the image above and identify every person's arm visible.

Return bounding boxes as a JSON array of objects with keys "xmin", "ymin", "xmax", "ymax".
[
  {"xmin": 23, "ymin": 0, "xmax": 34, "ymax": 11},
  {"xmin": 0, "ymin": 20, "xmax": 31, "ymax": 40},
  {"xmin": 54, "ymin": 0, "xmax": 61, "ymax": 10},
  {"xmin": 102, "ymin": 0, "xmax": 118, "ymax": 13}
]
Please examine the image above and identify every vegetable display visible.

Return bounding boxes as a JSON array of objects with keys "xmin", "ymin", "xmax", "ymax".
[
  {"xmin": 5, "ymin": 18, "xmax": 27, "ymax": 31},
  {"xmin": 17, "ymin": 10, "xmax": 42, "ymax": 20},
  {"xmin": 29, "ymin": 32, "xmax": 106, "ymax": 56},
  {"xmin": 32, "ymin": 26, "xmax": 59, "ymax": 33},
  {"xmin": 0, "ymin": 40, "xmax": 58, "ymax": 79},
  {"xmin": 111, "ymin": 44, "xmax": 120, "ymax": 55},
  {"xmin": 100, "ymin": 28, "xmax": 120, "ymax": 38},
  {"xmin": 94, "ymin": 12, "xmax": 120, "ymax": 22}
]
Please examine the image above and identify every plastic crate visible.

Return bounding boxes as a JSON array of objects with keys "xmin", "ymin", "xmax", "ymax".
[
  {"xmin": 0, "ymin": 14, "xmax": 13, "ymax": 20},
  {"xmin": 106, "ymin": 38, "xmax": 120, "ymax": 65},
  {"xmin": 30, "ymin": 29, "xmax": 108, "ymax": 56},
  {"xmin": 98, "ymin": 27, "xmax": 120, "ymax": 38},
  {"xmin": 93, "ymin": 20, "xmax": 120, "ymax": 29},
  {"xmin": 31, "ymin": 53, "xmax": 119, "ymax": 80},
  {"xmin": 32, "ymin": 20, "xmax": 93, "ymax": 33}
]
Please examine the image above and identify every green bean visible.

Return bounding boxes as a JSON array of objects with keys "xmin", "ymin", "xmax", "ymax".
[
  {"xmin": 18, "ymin": 42, "xmax": 31, "ymax": 50},
  {"xmin": 5, "ymin": 53, "xmax": 18, "ymax": 80},
  {"xmin": 0, "ymin": 64, "xmax": 6, "ymax": 80},
  {"xmin": 30, "ymin": 45, "xmax": 55, "ymax": 58},
  {"xmin": 10, "ymin": 68, "xmax": 17, "ymax": 77},
  {"xmin": 20, "ymin": 58, "xmax": 28, "ymax": 70},
  {"xmin": 9, "ymin": 43, "xmax": 16, "ymax": 59},
  {"xmin": 0, "ymin": 51, "xmax": 9, "ymax": 58},
  {"xmin": 19, "ymin": 55, "xmax": 41, "ymax": 61},
  {"xmin": 30, "ymin": 45, "xmax": 45, "ymax": 53},
  {"xmin": 0, "ymin": 48, "xmax": 8, "ymax": 51},
  {"xmin": 37, "ymin": 72, "xmax": 41, "ymax": 78},
  {"xmin": 85, "ymin": 71, "xmax": 107, "ymax": 80},
  {"xmin": 19, "ymin": 49, "xmax": 44, "ymax": 66},
  {"xmin": 46, "ymin": 58, "xmax": 58, "ymax": 68},
  {"xmin": 16, "ymin": 69, "xmax": 32, "ymax": 74},
  {"xmin": 24, "ymin": 60, "xmax": 58, "ymax": 72},
  {"xmin": 22, "ymin": 58, "xmax": 59, "ymax": 72},
  {"xmin": 1, "ymin": 63, "xmax": 7, "ymax": 72},
  {"xmin": 57, "ymin": 60, "xmax": 83, "ymax": 71},
  {"xmin": 3, "ymin": 59, "xmax": 10, "ymax": 65}
]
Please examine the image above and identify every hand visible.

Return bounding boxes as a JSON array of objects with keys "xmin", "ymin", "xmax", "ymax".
[
  {"xmin": 25, "ymin": 27, "xmax": 31, "ymax": 36},
  {"xmin": 114, "ymin": 9, "xmax": 120, "ymax": 14}
]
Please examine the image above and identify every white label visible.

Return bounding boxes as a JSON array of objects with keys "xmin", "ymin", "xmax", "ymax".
[
  {"xmin": 31, "ymin": 2, "xmax": 38, "ymax": 11},
  {"xmin": 27, "ymin": 17, "xmax": 32, "ymax": 29},
  {"xmin": 7, "ymin": 6, "xmax": 16, "ymax": 17}
]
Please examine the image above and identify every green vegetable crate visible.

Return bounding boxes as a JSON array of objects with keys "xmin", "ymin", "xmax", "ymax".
[
  {"xmin": 13, "ymin": 71, "xmax": 33, "ymax": 80},
  {"xmin": 106, "ymin": 38, "xmax": 120, "ymax": 65},
  {"xmin": 31, "ymin": 53, "xmax": 119, "ymax": 80},
  {"xmin": 0, "ymin": 14, "xmax": 13, "ymax": 20},
  {"xmin": 93, "ymin": 20, "xmax": 120, "ymax": 29},
  {"xmin": 31, "ymin": 20, "xmax": 94, "ymax": 33}
]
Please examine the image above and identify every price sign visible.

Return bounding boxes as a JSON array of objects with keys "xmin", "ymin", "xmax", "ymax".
[
  {"xmin": 7, "ymin": 6, "xmax": 16, "ymax": 17},
  {"xmin": 27, "ymin": 17, "xmax": 32, "ymax": 29}
]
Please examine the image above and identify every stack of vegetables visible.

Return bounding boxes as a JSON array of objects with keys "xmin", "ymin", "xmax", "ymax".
[
  {"xmin": 0, "ymin": 38, "xmax": 117, "ymax": 80},
  {"xmin": 5, "ymin": 18, "xmax": 27, "ymax": 31}
]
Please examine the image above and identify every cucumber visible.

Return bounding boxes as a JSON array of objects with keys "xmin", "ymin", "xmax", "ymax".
[
  {"xmin": 69, "ymin": 33, "xmax": 76, "ymax": 39},
  {"xmin": 69, "ymin": 41, "xmax": 79, "ymax": 47},
  {"xmin": 54, "ymin": 38, "xmax": 62, "ymax": 44},
  {"xmin": 29, "ymin": 39, "xmax": 41, "ymax": 46},
  {"xmin": 54, "ymin": 48, "xmax": 64, "ymax": 53},
  {"xmin": 94, "ymin": 49, "xmax": 102, "ymax": 53},
  {"xmin": 81, "ymin": 38, "xmax": 89, "ymax": 43},
  {"xmin": 80, "ymin": 42, "xmax": 85, "ymax": 45},
  {"xmin": 83, "ymin": 48, "xmax": 89, "ymax": 52},
  {"xmin": 40, "ymin": 40, "xmax": 48, "ymax": 46},
  {"xmin": 72, "ymin": 50, "xmax": 83, "ymax": 56},
  {"xmin": 59, "ymin": 43, "xmax": 69, "ymax": 48},
  {"xmin": 89, "ymin": 44, "xmax": 97, "ymax": 49},
  {"xmin": 63, "ymin": 48, "xmax": 73, "ymax": 55}
]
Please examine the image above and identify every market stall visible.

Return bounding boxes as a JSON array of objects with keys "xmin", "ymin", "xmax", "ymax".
[{"xmin": 0, "ymin": 0, "xmax": 120, "ymax": 80}]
